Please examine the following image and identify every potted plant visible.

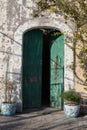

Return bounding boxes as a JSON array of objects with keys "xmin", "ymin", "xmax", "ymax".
[
  {"xmin": 60, "ymin": 89, "xmax": 81, "ymax": 118},
  {"xmin": 1, "ymin": 79, "xmax": 16, "ymax": 116}
]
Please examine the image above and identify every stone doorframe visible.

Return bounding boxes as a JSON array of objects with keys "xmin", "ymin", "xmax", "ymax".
[{"xmin": 14, "ymin": 17, "xmax": 74, "ymax": 112}]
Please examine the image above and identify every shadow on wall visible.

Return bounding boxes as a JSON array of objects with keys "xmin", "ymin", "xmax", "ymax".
[
  {"xmin": 0, "ymin": 32, "xmax": 22, "ymax": 112},
  {"xmin": 80, "ymin": 96, "xmax": 87, "ymax": 115},
  {"xmin": 72, "ymin": 40, "xmax": 87, "ymax": 115}
]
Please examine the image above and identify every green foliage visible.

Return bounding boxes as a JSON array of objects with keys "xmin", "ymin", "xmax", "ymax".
[
  {"xmin": 36, "ymin": 0, "xmax": 87, "ymax": 27},
  {"xmin": 60, "ymin": 89, "xmax": 81, "ymax": 104},
  {"xmin": 34, "ymin": 0, "xmax": 87, "ymax": 85},
  {"xmin": 69, "ymin": 63, "xmax": 74, "ymax": 71},
  {"xmin": 36, "ymin": 1, "xmax": 49, "ymax": 10}
]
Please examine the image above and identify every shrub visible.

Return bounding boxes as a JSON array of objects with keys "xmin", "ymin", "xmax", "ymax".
[{"xmin": 60, "ymin": 89, "xmax": 81, "ymax": 105}]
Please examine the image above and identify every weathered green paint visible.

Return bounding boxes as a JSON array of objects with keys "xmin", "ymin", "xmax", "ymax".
[
  {"xmin": 22, "ymin": 29, "xmax": 64, "ymax": 109},
  {"xmin": 50, "ymin": 33, "xmax": 64, "ymax": 109},
  {"xmin": 22, "ymin": 29, "xmax": 43, "ymax": 108}
]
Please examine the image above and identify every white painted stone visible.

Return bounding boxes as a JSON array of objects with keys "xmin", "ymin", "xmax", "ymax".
[
  {"xmin": 14, "ymin": 17, "xmax": 74, "ymax": 112},
  {"xmin": 17, "ymin": 0, "xmax": 22, "ymax": 5},
  {"xmin": 0, "ymin": 0, "xmax": 75, "ymax": 112}
]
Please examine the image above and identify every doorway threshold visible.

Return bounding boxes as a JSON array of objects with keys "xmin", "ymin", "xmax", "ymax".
[{"xmin": 22, "ymin": 106, "xmax": 61, "ymax": 115}]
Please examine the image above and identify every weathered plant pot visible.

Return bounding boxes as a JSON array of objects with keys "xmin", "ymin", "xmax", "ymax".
[
  {"xmin": 1, "ymin": 102, "xmax": 16, "ymax": 116},
  {"xmin": 64, "ymin": 104, "xmax": 80, "ymax": 118}
]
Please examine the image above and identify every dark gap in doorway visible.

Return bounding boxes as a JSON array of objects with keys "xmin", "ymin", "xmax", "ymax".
[{"xmin": 42, "ymin": 33, "xmax": 50, "ymax": 106}]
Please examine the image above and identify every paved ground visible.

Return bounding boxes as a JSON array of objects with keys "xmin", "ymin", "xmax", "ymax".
[{"xmin": 0, "ymin": 107, "xmax": 87, "ymax": 130}]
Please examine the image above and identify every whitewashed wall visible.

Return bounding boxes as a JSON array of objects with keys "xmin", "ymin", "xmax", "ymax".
[{"xmin": 0, "ymin": 0, "xmax": 75, "ymax": 112}]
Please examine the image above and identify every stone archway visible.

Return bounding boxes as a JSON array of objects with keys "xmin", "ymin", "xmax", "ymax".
[{"xmin": 14, "ymin": 17, "xmax": 74, "ymax": 112}]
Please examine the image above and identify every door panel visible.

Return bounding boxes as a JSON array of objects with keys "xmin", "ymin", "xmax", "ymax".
[
  {"xmin": 50, "ymin": 33, "xmax": 64, "ymax": 109},
  {"xmin": 22, "ymin": 29, "xmax": 43, "ymax": 108}
]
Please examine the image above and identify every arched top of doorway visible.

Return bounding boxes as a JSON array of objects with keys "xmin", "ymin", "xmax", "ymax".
[
  {"xmin": 23, "ymin": 27, "xmax": 61, "ymax": 35},
  {"xmin": 14, "ymin": 17, "xmax": 74, "ymax": 45},
  {"xmin": 13, "ymin": 17, "xmax": 74, "ymax": 92}
]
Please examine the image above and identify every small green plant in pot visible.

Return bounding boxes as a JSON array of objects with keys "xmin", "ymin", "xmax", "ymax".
[
  {"xmin": 1, "ymin": 79, "xmax": 16, "ymax": 116},
  {"xmin": 60, "ymin": 89, "xmax": 81, "ymax": 118}
]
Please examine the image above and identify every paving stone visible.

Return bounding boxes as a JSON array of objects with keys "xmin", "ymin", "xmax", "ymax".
[{"xmin": 0, "ymin": 108, "xmax": 87, "ymax": 130}]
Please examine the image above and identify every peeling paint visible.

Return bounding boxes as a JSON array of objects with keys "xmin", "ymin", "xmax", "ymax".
[{"xmin": 0, "ymin": 0, "xmax": 75, "ymax": 112}]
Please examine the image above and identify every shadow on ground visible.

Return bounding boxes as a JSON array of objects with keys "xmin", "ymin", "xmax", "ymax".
[{"xmin": 0, "ymin": 107, "xmax": 87, "ymax": 130}]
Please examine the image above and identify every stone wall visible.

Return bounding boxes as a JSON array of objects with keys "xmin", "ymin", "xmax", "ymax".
[{"xmin": 0, "ymin": 0, "xmax": 75, "ymax": 112}]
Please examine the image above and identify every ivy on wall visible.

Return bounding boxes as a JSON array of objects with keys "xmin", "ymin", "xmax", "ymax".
[{"xmin": 31, "ymin": 0, "xmax": 87, "ymax": 85}]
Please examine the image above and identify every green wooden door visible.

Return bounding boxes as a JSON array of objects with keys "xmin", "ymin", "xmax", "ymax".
[
  {"xmin": 22, "ymin": 29, "xmax": 43, "ymax": 108},
  {"xmin": 50, "ymin": 32, "xmax": 64, "ymax": 109}
]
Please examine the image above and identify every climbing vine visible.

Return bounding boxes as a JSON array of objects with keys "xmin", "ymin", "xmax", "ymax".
[{"xmin": 32, "ymin": 0, "xmax": 87, "ymax": 85}]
